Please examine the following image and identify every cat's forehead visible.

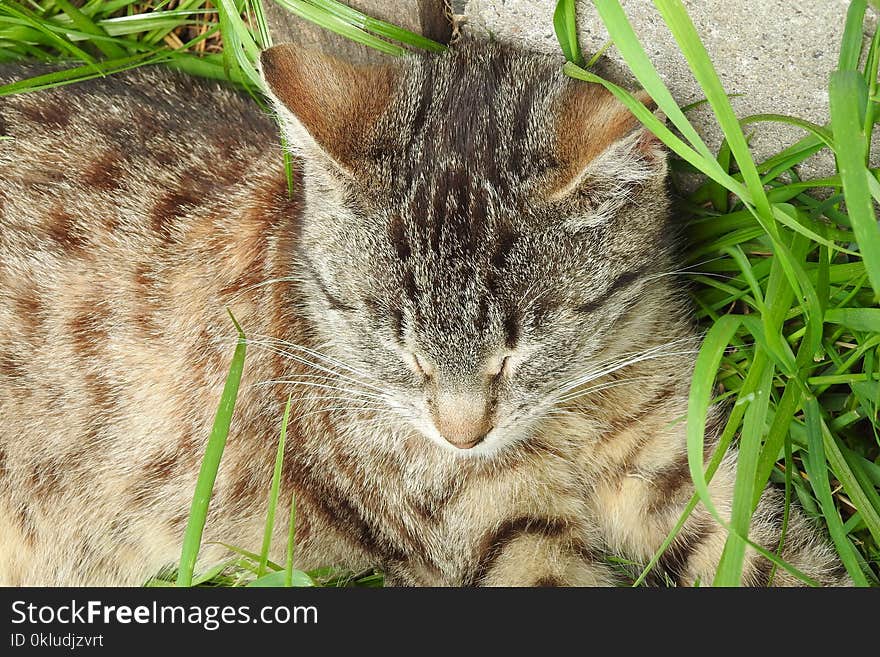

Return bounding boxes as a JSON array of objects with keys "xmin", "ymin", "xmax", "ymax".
[
  {"xmin": 376, "ymin": 43, "xmax": 566, "ymax": 196},
  {"xmin": 353, "ymin": 45, "xmax": 572, "ymax": 261}
]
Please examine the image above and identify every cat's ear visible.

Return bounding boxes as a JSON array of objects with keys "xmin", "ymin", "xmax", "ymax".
[
  {"xmin": 259, "ymin": 44, "xmax": 399, "ymax": 171},
  {"xmin": 550, "ymin": 80, "xmax": 666, "ymax": 212}
]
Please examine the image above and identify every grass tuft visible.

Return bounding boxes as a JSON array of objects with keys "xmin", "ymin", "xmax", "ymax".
[
  {"xmin": 580, "ymin": 0, "xmax": 880, "ymax": 585},
  {"xmin": 175, "ymin": 309, "xmax": 247, "ymax": 587}
]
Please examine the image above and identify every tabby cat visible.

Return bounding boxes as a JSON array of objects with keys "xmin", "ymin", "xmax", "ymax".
[{"xmin": 0, "ymin": 41, "xmax": 848, "ymax": 586}]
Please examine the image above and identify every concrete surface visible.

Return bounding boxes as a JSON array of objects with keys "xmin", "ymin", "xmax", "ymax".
[{"xmin": 463, "ymin": 0, "xmax": 876, "ymax": 178}]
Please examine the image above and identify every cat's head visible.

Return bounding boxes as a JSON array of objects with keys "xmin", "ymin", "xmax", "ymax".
[{"xmin": 260, "ymin": 41, "xmax": 672, "ymax": 457}]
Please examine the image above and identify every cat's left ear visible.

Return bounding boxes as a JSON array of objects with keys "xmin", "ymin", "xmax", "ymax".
[
  {"xmin": 259, "ymin": 44, "xmax": 399, "ymax": 172},
  {"xmin": 549, "ymin": 80, "xmax": 666, "ymax": 208}
]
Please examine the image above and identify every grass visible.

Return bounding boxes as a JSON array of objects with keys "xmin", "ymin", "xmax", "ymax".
[
  {"xmin": 176, "ymin": 310, "xmax": 247, "ymax": 587},
  {"xmin": 559, "ymin": 0, "xmax": 880, "ymax": 585},
  {"xmin": 0, "ymin": 1, "xmax": 444, "ymax": 95},
  {"xmin": 2, "ymin": 0, "xmax": 879, "ymax": 586}
]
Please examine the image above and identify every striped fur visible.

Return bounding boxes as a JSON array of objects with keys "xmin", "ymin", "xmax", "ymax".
[{"xmin": 0, "ymin": 42, "xmax": 848, "ymax": 586}]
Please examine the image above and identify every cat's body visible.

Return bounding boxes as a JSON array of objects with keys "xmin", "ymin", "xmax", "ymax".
[{"xmin": 0, "ymin": 44, "xmax": 847, "ymax": 586}]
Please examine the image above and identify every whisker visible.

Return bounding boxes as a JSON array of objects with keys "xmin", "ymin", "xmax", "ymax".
[
  {"xmin": 256, "ymin": 392, "xmax": 393, "ymax": 409},
  {"xmin": 254, "ymin": 378, "xmax": 387, "ymax": 402},
  {"xmin": 645, "ymin": 255, "xmax": 729, "ymax": 280},
  {"xmin": 557, "ymin": 348, "xmax": 701, "ymax": 397},
  {"xmin": 645, "ymin": 270, "xmax": 737, "ymax": 282},
  {"xmin": 242, "ymin": 276, "xmax": 299, "ymax": 293},
  {"xmin": 291, "ymin": 405, "xmax": 394, "ymax": 424},
  {"xmin": 251, "ymin": 334, "xmax": 375, "ymax": 381},
  {"xmin": 245, "ymin": 339, "xmax": 388, "ymax": 396},
  {"xmin": 550, "ymin": 337, "xmax": 697, "ymax": 397},
  {"xmin": 555, "ymin": 375, "xmax": 659, "ymax": 404}
]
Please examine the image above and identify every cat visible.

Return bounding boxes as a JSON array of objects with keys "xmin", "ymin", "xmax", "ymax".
[{"xmin": 0, "ymin": 41, "xmax": 849, "ymax": 586}]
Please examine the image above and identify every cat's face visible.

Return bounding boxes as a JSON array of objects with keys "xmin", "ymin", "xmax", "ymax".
[{"xmin": 261, "ymin": 42, "xmax": 670, "ymax": 456}]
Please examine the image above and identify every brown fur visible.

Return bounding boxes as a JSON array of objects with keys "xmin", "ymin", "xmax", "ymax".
[{"xmin": 260, "ymin": 45, "xmax": 399, "ymax": 168}]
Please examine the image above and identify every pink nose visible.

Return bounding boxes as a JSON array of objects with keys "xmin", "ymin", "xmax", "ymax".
[
  {"xmin": 430, "ymin": 394, "xmax": 493, "ymax": 449},
  {"xmin": 437, "ymin": 421, "xmax": 491, "ymax": 449}
]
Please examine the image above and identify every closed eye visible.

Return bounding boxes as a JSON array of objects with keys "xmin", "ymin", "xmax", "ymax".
[
  {"xmin": 494, "ymin": 355, "xmax": 511, "ymax": 380},
  {"xmin": 313, "ymin": 277, "xmax": 357, "ymax": 312},
  {"xmin": 303, "ymin": 257, "xmax": 357, "ymax": 312},
  {"xmin": 575, "ymin": 268, "xmax": 646, "ymax": 315},
  {"xmin": 487, "ymin": 353, "xmax": 514, "ymax": 381},
  {"xmin": 407, "ymin": 352, "xmax": 434, "ymax": 379}
]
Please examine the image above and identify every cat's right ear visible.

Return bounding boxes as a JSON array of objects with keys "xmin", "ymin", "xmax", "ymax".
[{"xmin": 259, "ymin": 44, "xmax": 399, "ymax": 172}]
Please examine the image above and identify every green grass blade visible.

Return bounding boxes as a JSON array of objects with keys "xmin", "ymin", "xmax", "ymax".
[
  {"xmin": 756, "ymin": 133, "xmax": 826, "ymax": 178},
  {"xmin": 285, "ymin": 483, "xmax": 297, "ymax": 587},
  {"xmin": 722, "ymin": 245, "xmax": 765, "ymax": 311},
  {"xmin": 802, "ymin": 398, "xmax": 869, "ymax": 585},
  {"xmin": 257, "ymin": 394, "xmax": 292, "ymax": 578},
  {"xmin": 714, "ymin": 356, "xmax": 772, "ymax": 586},
  {"xmin": 838, "ymin": 0, "xmax": 867, "ymax": 70},
  {"xmin": 0, "ymin": 52, "xmax": 153, "ymax": 95},
  {"xmin": 687, "ymin": 316, "xmax": 817, "ymax": 585},
  {"xmin": 210, "ymin": 541, "xmax": 283, "ymax": 571},
  {"xmin": 585, "ymin": 39, "xmax": 612, "ymax": 68},
  {"xmin": 249, "ymin": 0, "xmax": 272, "ymax": 49},
  {"xmin": 706, "ymin": 138, "xmax": 732, "ymax": 212},
  {"xmin": 272, "ymin": 0, "xmax": 405, "ymax": 56},
  {"xmin": 825, "ymin": 307, "xmax": 880, "ymax": 331},
  {"xmin": 215, "ymin": 0, "xmax": 262, "ymax": 88},
  {"xmin": 192, "ymin": 559, "xmax": 238, "ymax": 586},
  {"xmin": 767, "ymin": 431, "xmax": 794, "ymax": 585},
  {"xmin": 687, "ymin": 315, "xmax": 742, "ymax": 522},
  {"xmin": 301, "ymin": 0, "xmax": 446, "ymax": 52},
  {"xmin": 863, "ymin": 15, "xmax": 880, "ymax": 135},
  {"xmin": 641, "ymin": 1, "xmax": 834, "ymax": 335},
  {"xmin": 867, "ymin": 168, "xmax": 880, "ymax": 205},
  {"xmin": 52, "ymin": 0, "xmax": 127, "ymax": 59},
  {"xmin": 819, "ymin": 421, "xmax": 880, "ymax": 546},
  {"xmin": 97, "ymin": 9, "xmax": 217, "ymax": 36},
  {"xmin": 739, "ymin": 113, "xmax": 834, "ymax": 150},
  {"xmin": 553, "ymin": 0, "xmax": 583, "ymax": 65},
  {"xmin": 177, "ymin": 310, "xmax": 247, "ymax": 587},
  {"xmin": 0, "ymin": 17, "xmax": 224, "ymax": 96},
  {"xmin": 841, "ymin": 447, "xmax": 880, "ymax": 531},
  {"xmin": 652, "ymin": 0, "xmax": 772, "ymax": 222},
  {"xmin": 830, "ymin": 70, "xmax": 880, "ymax": 301},
  {"xmin": 164, "ymin": 51, "xmax": 247, "ymax": 85},
  {"xmin": 590, "ymin": 0, "xmax": 717, "ymax": 164},
  {"xmin": 635, "ymin": 332, "xmax": 759, "ymax": 586},
  {"xmin": 248, "ymin": 569, "xmax": 314, "ymax": 587},
  {"xmin": 1, "ymin": 0, "xmax": 99, "ymax": 68},
  {"xmin": 141, "ymin": 0, "xmax": 209, "ymax": 46}
]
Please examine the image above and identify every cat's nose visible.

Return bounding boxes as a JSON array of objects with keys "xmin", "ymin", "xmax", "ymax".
[{"xmin": 429, "ymin": 393, "xmax": 493, "ymax": 450}]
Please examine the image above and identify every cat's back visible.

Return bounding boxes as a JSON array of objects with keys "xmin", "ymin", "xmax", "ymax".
[
  {"xmin": 0, "ymin": 62, "xmax": 274, "ymax": 153},
  {"xmin": 0, "ymin": 63, "xmax": 276, "ymax": 210},
  {"xmin": 0, "ymin": 64, "xmax": 286, "ymax": 451},
  {"xmin": 0, "ymin": 66, "xmax": 299, "ymax": 585},
  {"xmin": 0, "ymin": 64, "xmax": 283, "ymax": 324}
]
